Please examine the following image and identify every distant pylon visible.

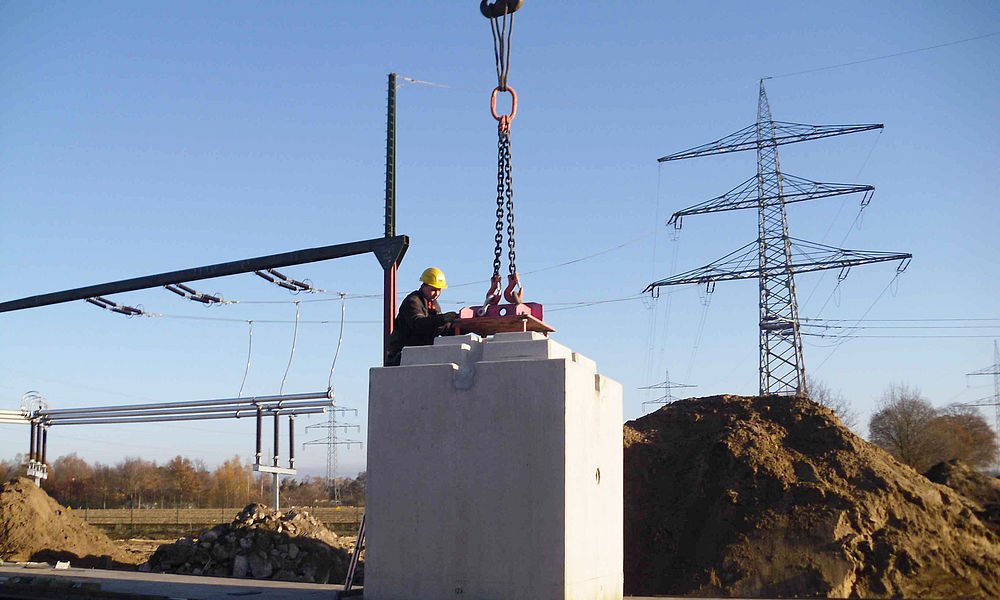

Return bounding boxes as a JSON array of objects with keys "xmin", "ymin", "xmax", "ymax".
[
  {"xmin": 304, "ymin": 401, "xmax": 360, "ymax": 504},
  {"xmin": 645, "ymin": 80, "xmax": 912, "ymax": 396},
  {"xmin": 640, "ymin": 370, "xmax": 695, "ymax": 409},
  {"xmin": 964, "ymin": 340, "xmax": 1000, "ymax": 471}
]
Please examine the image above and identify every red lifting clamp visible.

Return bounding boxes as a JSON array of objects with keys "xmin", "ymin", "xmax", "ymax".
[{"xmin": 456, "ymin": 273, "xmax": 553, "ymax": 336}]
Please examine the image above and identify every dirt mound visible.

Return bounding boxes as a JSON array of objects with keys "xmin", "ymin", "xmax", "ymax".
[
  {"xmin": 0, "ymin": 477, "xmax": 132, "ymax": 567},
  {"xmin": 925, "ymin": 459, "xmax": 1000, "ymax": 534},
  {"xmin": 144, "ymin": 503, "xmax": 350, "ymax": 583},
  {"xmin": 624, "ymin": 395, "xmax": 1000, "ymax": 599}
]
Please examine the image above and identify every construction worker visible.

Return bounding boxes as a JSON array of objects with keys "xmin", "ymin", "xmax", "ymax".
[{"xmin": 386, "ymin": 267, "xmax": 459, "ymax": 366}]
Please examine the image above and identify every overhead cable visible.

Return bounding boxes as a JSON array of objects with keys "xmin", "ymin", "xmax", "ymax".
[{"xmin": 769, "ymin": 31, "xmax": 1000, "ymax": 79}]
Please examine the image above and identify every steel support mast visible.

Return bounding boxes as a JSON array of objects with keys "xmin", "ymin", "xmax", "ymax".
[
  {"xmin": 646, "ymin": 80, "xmax": 911, "ymax": 396},
  {"xmin": 754, "ymin": 83, "xmax": 806, "ymax": 395},
  {"xmin": 965, "ymin": 340, "xmax": 1000, "ymax": 471}
]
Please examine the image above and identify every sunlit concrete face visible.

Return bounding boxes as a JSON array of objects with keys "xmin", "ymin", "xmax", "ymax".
[{"xmin": 366, "ymin": 332, "xmax": 623, "ymax": 600}]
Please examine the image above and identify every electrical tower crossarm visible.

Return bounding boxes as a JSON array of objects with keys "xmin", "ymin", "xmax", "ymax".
[
  {"xmin": 644, "ymin": 240, "xmax": 911, "ymax": 292},
  {"xmin": 658, "ymin": 122, "xmax": 883, "ymax": 162},
  {"xmin": 668, "ymin": 174, "xmax": 874, "ymax": 225}
]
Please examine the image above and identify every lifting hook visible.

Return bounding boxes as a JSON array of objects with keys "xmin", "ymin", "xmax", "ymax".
[{"xmin": 503, "ymin": 273, "xmax": 523, "ymax": 304}]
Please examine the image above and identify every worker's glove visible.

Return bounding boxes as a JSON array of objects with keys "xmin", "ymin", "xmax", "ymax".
[{"xmin": 442, "ymin": 311, "xmax": 460, "ymax": 322}]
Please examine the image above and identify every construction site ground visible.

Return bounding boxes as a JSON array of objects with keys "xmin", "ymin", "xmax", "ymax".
[
  {"xmin": 3, "ymin": 394, "xmax": 1000, "ymax": 598},
  {"xmin": 0, "ymin": 565, "xmax": 695, "ymax": 600},
  {"xmin": 0, "ymin": 564, "xmax": 343, "ymax": 599}
]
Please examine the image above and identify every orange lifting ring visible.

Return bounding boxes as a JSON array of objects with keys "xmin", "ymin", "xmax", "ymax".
[{"xmin": 490, "ymin": 86, "xmax": 517, "ymax": 130}]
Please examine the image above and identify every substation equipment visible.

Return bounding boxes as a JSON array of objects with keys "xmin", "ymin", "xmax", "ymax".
[{"xmin": 1, "ymin": 235, "xmax": 409, "ymax": 507}]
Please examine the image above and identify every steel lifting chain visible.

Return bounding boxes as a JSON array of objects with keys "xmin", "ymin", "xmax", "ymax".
[{"xmin": 483, "ymin": 0, "xmax": 524, "ymax": 306}]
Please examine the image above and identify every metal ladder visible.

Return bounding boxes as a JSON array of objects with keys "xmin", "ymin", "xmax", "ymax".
[{"xmin": 342, "ymin": 513, "xmax": 366, "ymax": 594}]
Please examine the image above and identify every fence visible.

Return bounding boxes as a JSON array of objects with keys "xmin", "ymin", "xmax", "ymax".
[{"xmin": 77, "ymin": 505, "xmax": 365, "ymax": 539}]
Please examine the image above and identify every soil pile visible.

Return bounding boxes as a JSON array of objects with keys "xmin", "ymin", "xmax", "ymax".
[
  {"xmin": 925, "ymin": 458, "xmax": 1000, "ymax": 534},
  {"xmin": 624, "ymin": 394, "xmax": 1000, "ymax": 599},
  {"xmin": 143, "ymin": 503, "xmax": 350, "ymax": 583},
  {"xmin": 0, "ymin": 477, "xmax": 131, "ymax": 567}
]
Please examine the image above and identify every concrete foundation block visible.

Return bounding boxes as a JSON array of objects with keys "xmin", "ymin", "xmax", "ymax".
[{"xmin": 366, "ymin": 334, "xmax": 623, "ymax": 600}]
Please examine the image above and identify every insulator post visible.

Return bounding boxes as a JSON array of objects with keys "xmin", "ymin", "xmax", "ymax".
[
  {"xmin": 288, "ymin": 415, "xmax": 295, "ymax": 469},
  {"xmin": 273, "ymin": 412, "xmax": 280, "ymax": 467},
  {"xmin": 255, "ymin": 408, "xmax": 262, "ymax": 466},
  {"xmin": 29, "ymin": 422, "xmax": 36, "ymax": 462}
]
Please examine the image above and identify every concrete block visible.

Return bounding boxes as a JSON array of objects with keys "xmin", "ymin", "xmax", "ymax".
[
  {"xmin": 432, "ymin": 333, "xmax": 484, "ymax": 346},
  {"xmin": 400, "ymin": 341, "xmax": 482, "ymax": 368},
  {"xmin": 367, "ymin": 334, "xmax": 623, "ymax": 600},
  {"xmin": 480, "ymin": 337, "xmax": 573, "ymax": 363}
]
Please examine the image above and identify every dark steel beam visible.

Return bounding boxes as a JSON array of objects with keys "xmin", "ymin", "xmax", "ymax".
[
  {"xmin": 383, "ymin": 73, "xmax": 400, "ymax": 366},
  {"xmin": 0, "ymin": 236, "xmax": 409, "ymax": 314}
]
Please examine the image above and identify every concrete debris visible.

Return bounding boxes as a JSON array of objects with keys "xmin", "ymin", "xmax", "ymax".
[{"xmin": 142, "ymin": 503, "xmax": 350, "ymax": 584}]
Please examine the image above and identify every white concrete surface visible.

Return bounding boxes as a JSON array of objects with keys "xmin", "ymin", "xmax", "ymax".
[{"xmin": 367, "ymin": 332, "xmax": 623, "ymax": 600}]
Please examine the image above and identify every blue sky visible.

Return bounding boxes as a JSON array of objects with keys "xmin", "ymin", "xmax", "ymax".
[{"xmin": 2, "ymin": 2, "xmax": 998, "ymax": 478}]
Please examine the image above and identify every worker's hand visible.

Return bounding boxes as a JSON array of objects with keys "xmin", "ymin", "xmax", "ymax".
[{"xmin": 442, "ymin": 311, "xmax": 460, "ymax": 322}]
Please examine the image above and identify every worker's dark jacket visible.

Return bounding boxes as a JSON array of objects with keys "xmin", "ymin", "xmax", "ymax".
[{"xmin": 386, "ymin": 290, "xmax": 453, "ymax": 366}]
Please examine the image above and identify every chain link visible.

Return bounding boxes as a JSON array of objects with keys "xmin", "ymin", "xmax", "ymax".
[
  {"xmin": 503, "ymin": 131, "xmax": 516, "ymax": 275},
  {"xmin": 486, "ymin": 5, "xmax": 519, "ymax": 292},
  {"xmin": 492, "ymin": 128, "xmax": 517, "ymax": 279},
  {"xmin": 493, "ymin": 130, "xmax": 507, "ymax": 278}
]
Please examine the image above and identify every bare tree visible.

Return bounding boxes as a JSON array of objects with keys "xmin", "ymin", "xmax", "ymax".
[
  {"xmin": 0, "ymin": 455, "xmax": 25, "ymax": 483},
  {"xmin": 806, "ymin": 377, "xmax": 859, "ymax": 431},
  {"xmin": 868, "ymin": 383, "xmax": 939, "ymax": 471},
  {"xmin": 929, "ymin": 404, "xmax": 998, "ymax": 470},
  {"xmin": 868, "ymin": 384, "xmax": 999, "ymax": 473}
]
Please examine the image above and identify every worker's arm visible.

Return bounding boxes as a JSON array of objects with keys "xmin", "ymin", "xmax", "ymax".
[{"xmin": 398, "ymin": 294, "xmax": 455, "ymax": 337}]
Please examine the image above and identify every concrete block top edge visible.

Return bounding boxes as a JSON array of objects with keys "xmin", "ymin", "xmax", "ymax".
[{"xmin": 396, "ymin": 332, "xmax": 597, "ymax": 371}]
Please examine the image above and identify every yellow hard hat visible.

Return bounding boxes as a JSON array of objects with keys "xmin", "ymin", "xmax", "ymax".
[{"xmin": 419, "ymin": 267, "xmax": 448, "ymax": 289}]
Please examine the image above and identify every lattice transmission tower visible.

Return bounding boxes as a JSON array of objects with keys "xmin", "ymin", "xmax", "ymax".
[
  {"xmin": 645, "ymin": 80, "xmax": 912, "ymax": 396},
  {"xmin": 304, "ymin": 403, "xmax": 360, "ymax": 504},
  {"xmin": 964, "ymin": 340, "xmax": 1000, "ymax": 471},
  {"xmin": 640, "ymin": 370, "xmax": 696, "ymax": 410}
]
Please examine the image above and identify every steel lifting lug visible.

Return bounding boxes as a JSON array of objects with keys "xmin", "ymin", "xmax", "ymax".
[
  {"xmin": 503, "ymin": 273, "xmax": 523, "ymax": 304},
  {"xmin": 480, "ymin": 0, "xmax": 523, "ymax": 19},
  {"xmin": 478, "ymin": 275, "xmax": 504, "ymax": 316}
]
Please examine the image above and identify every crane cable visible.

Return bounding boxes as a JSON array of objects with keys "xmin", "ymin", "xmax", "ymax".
[{"xmin": 481, "ymin": 0, "xmax": 525, "ymax": 308}]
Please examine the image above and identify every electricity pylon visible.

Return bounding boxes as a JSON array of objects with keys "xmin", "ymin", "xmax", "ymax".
[
  {"xmin": 304, "ymin": 404, "xmax": 361, "ymax": 504},
  {"xmin": 640, "ymin": 370, "xmax": 696, "ymax": 409},
  {"xmin": 645, "ymin": 80, "xmax": 912, "ymax": 396},
  {"xmin": 964, "ymin": 340, "xmax": 1000, "ymax": 470}
]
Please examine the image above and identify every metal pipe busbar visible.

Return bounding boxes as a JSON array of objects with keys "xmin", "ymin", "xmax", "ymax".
[
  {"xmin": 39, "ymin": 399, "xmax": 334, "ymax": 423},
  {"xmin": 46, "ymin": 407, "xmax": 325, "ymax": 426},
  {"xmin": 38, "ymin": 391, "xmax": 332, "ymax": 418}
]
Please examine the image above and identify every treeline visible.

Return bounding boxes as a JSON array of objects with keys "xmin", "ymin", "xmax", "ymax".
[
  {"xmin": 0, "ymin": 453, "xmax": 365, "ymax": 510},
  {"xmin": 868, "ymin": 383, "xmax": 999, "ymax": 473}
]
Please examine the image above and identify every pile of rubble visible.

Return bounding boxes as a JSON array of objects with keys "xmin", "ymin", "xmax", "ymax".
[
  {"xmin": 142, "ymin": 504, "xmax": 350, "ymax": 583},
  {"xmin": 624, "ymin": 394, "xmax": 1000, "ymax": 599},
  {"xmin": 0, "ymin": 477, "xmax": 134, "ymax": 568}
]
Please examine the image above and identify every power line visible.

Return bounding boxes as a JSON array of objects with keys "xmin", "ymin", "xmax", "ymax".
[
  {"xmin": 647, "ymin": 81, "xmax": 908, "ymax": 395},
  {"xmin": 802, "ymin": 323, "xmax": 1000, "ymax": 330},
  {"xmin": 803, "ymin": 317, "xmax": 1000, "ymax": 323},
  {"xmin": 805, "ymin": 333, "xmax": 1000, "ymax": 339},
  {"xmin": 770, "ymin": 31, "xmax": 1000, "ymax": 79}
]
